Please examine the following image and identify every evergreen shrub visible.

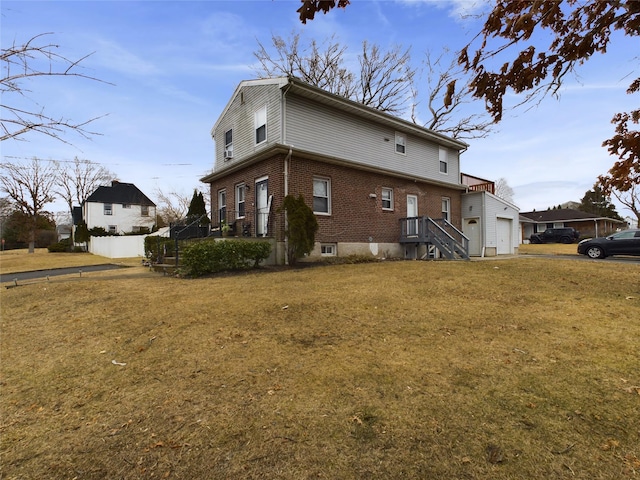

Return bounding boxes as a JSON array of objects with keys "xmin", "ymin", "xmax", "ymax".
[{"xmin": 181, "ymin": 240, "xmax": 271, "ymax": 277}]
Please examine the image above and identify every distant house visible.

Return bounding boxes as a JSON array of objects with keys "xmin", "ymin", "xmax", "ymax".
[
  {"xmin": 201, "ymin": 77, "xmax": 518, "ymax": 262},
  {"xmin": 82, "ymin": 181, "xmax": 156, "ymax": 234},
  {"xmin": 520, "ymin": 209, "xmax": 626, "ymax": 241}
]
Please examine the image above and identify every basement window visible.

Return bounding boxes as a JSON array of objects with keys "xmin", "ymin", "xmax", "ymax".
[{"xmin": 321, "ymin": 244, "xmax": 337, "ymax": 256}]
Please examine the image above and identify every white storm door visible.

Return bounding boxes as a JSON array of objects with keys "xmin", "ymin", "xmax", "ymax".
[
  {"xmin": 407, "ymin": 194, "xmax": 418, "ymax": 236},
  {"xmin": 256, "ymin": 178, "xmax": 268, "ymax": 236}
]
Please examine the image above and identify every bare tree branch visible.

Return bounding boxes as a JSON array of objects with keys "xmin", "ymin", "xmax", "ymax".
[
  {"xmin": 55, "ymin": 157, "xmax": 118, "ymax": 217},
  {"xmin": 1, "ymin": 32, "xmax": 112, "ymax": 143},
  {"xmin": 154, "ymin": 188, "xmax": 192, "ymax": 225}
]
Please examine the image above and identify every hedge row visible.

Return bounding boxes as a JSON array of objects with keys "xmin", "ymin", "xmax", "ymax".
[{"xmin": 181, "ymin": 239, "xmax": 271, "ymax": 277}]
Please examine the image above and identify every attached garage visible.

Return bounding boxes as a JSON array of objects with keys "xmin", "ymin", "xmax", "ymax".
[{"xmin": 462, "ymin": 190, "xmax": 519, "ymax": 257}]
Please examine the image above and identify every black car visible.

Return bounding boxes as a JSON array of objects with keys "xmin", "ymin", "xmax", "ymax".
[
  {"xmin": 577, "ymin": 229, "xmax": 640, "ymax": 259},
  {"xmin": 530, "ymin": 227, "xmax": 580, "ymax": 244}
]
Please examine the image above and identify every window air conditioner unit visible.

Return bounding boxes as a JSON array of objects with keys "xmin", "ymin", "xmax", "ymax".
[{"xmin": 224, "ymin": 149, "xmax": 233, "ymax": 159}]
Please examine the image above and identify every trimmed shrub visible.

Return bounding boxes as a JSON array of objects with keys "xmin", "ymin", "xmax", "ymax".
[
  {"xmin": 181, "ymin": 239, "xmax": 271, "ymax": 277},
  {"xmin": 47, "ymin": 237, "xmax": 72, "ymax": 253}
]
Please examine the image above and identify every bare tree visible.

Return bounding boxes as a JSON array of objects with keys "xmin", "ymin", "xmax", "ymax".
[
  {"xmin": 254, "ymin": 33, "xmax": 414, "ymax": 116},
  {"xmin": 608, "ymin": 183, "xmax": 639, "ymax": 228},
  {"xmin": 56, "ymin": 157, "xmax": 117, "ymax": 217},
  {"xmin": 1, "ymin": 32, "xmax": 110, "ymax": 144},
  {"xmin": 412, "ymin": 49, "xmax": 493, "ymax": 140},
  {"xmin": 494, "ymin": 177, "xmax": 515, "ymax": 204},
  {"xmin": 0, "ymin": 196, "xmax": 12, "ymax": 250},
  {"xmin": 255, "ymin": 34, "xmax": 356, "ymax": 100},
  {"xmin": 0, "ymin": 158, "xmax": 59, "ymax": 253},
  {"xmin": 254, "ymin": 34, "xmax": 492, "ymax": 139},
  {"xmin": 154, "ymin": 188, "xmax": 191, "ymax": 225}
]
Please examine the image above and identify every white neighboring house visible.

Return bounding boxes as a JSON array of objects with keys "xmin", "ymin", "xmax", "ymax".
[{"xmin": 82, "ymin": 181, "xmax": 156, "ymax": 234}]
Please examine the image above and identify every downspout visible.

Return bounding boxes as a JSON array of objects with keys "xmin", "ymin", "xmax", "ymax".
[
  {"xmin": 481, "ymin": 192, "xmax": 486, "ymax": 258},
  {"xmin": 282, "ymin": 79, "xmax": 293, "ymax": 265},
  {"xmin": 284, "ymin": 146, "xmax": 293, "ymax": 265}
]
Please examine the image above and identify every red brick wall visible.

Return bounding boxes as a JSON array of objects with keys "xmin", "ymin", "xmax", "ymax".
[{"xmin": 206, "ymin": 154, "xmax": 463, "ymax": 243}]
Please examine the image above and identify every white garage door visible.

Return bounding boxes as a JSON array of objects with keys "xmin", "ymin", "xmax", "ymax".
[{"xmin": 497, "ymin": 218, "xmax": 512, "ymax": 255}]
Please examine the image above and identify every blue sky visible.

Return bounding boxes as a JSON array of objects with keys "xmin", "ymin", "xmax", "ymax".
[{"xmin": 2, "ymin": 0, "xmax": 637, "ymax": 217}]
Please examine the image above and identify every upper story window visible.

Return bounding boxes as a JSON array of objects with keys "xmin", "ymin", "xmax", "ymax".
[
  {"xmin": 224, "ymin": 129, "xmax": 233, "ymax": 159},
  {"xmin": 441, "ymin": 197, "xmax": 451, "ymax": 222},
  {"xmin": 218, "ymin": 189, "xmax": 227, "ymax": 224},
  {"xmin": 104, "ymin": 203, "xmax": 113, "ymax": 216},
  {"xmin": 235, "ymin": 183, "xmax": 246, "ymax": 219},
  {"xmin": 381, "ymin": 187, "xmax": 394, "ymax": 210},
  {"xmin": 255, "ymin": 106, "xmax": 267, "ymax": 145},
  {"xmin": 313, "ymin": 177, "xmax": 331, "ymax": 215},
  {"xmin": 122, "ymin": 204, "xmax": 130, "ymax": 209},
  {"xmin": 395, "ymin": 133, "xmax": 406, "ymax": 155},
  {"xmin": 141, "ymin": 205, "xmax": 149, "ymax": 217},
  {"xmin": 439, "ymin": 147, "xmax": 448, "ymax": 174}
]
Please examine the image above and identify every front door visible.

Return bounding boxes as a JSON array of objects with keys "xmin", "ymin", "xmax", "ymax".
[
  {"xmin": 407, "ymin": 195, "xmax": 418, "ymax": 236},
  {"xmin": 255, "ymin": 178, "xmax": 269, "ymax": 237}
]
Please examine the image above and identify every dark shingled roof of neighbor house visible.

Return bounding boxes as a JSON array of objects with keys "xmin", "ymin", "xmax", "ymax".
[{"xmin": 85, "ymin": 181, "xmax": 156, "ymax": 206}]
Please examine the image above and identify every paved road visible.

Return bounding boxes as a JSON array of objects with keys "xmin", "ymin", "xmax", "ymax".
[
  {"xmin": 1, "ymin": 264, "xmax": 124, "ymax": 283},
  {"xmin": 520, "ymin": 254, "xmax": 640, "ymax": 265}
]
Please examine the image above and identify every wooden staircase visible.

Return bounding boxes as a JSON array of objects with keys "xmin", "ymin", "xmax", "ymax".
[{"xmin": 400, "ymin": 216, "xmax": 470, "ymax": 260}]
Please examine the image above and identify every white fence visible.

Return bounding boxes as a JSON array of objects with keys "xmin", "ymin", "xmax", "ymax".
[{"xmin": 88, "ymin": 235, "xmax": 147, "ymax": 259}]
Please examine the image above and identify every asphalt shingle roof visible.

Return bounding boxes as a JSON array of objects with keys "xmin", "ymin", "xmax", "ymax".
[
  {"xmin": 85, "ymin": 181, "xmax": 156, "ymax": 206},
  {"xmin": 520, "ymin": 209, "xmax": 620, "ymax": 222}
]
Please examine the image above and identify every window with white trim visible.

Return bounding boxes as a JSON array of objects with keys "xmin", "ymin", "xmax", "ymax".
[
  {"xmin": 441, "ymin": 197, "xmax": 451, "ymax": 222},
  {"xmin": 218, "ymin": 189, "xmax": 227, "ymax": 224},
  {"xmin": 313, "ymin": 177, "xmax": 331, "ymax": 215},
  {"xmin": 321, "ymin": 244, "xmax": 337, "ymax": 256},
  {"xmin": 104, "ymin": 203, "xmax": 112, "ymax": 215},
  {"xmin": 439, "ymin": 147, "xmax": 448, "ymax": 174},
  {"xmin": 235, "ymin": 183, "xmax": 246, "ymax": 219},
  {"xmin": 395, "ymin": 133, "xmax": 406, "ymax": 154},
  {"xmin": 255, "ymin": 106, "xmax": 266, "ymax": 144},
  {"xmin": 141, "ymin": 205, "xmax": 149, "ymax": 216},
  {"xmin": 381, "ymin": 187, "xmax": 393, "ymax": 210},
  {"xmin": 108, "ymin": 225, "xmax": 117, "ymax": 234}
]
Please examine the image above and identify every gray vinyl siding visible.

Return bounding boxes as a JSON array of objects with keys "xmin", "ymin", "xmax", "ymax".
[
  {"xmin": 213, "ymin": 84, "xmax": 282, "ymax": 172},
  {"xmin": 463, "ymin": 191, "xmax": 519, "ymax": 252},
  {"xmin": 285, "ymin": 94, "xmax": 461, "ymax": 185}
]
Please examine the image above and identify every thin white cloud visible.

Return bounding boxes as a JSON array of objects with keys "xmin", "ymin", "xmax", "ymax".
[
  {"xmin": 395, "ymin": 0, "xmax": 490, "ymax": 19},
  {"xmin": 92, "ymin": 38, "xmax": 162, "ymax": 77}
]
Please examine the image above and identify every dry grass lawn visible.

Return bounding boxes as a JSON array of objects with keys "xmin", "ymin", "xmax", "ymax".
[
  {"xmin": 0, "ymin": 248, "xmax": 141, "ymax": 275},
  {"xmin": 519, "ymin": 243, "xmax": 579, "ymax": 256},
  {"xmin": 1, "ymin": 256, "xmax": 639, "ymax": 479}
]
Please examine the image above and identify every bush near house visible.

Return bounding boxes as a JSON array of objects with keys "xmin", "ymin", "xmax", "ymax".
[
  {"xmin": 47, "ymin": 238, "xmax": 72, "ymax": 253},
  {"xmin": 280, "ymin": 194, "xmax": 319, "ymax": 265},
  {"xmin": 181, "ymin": 239, "xmax": 271, "ymax": 277}
]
